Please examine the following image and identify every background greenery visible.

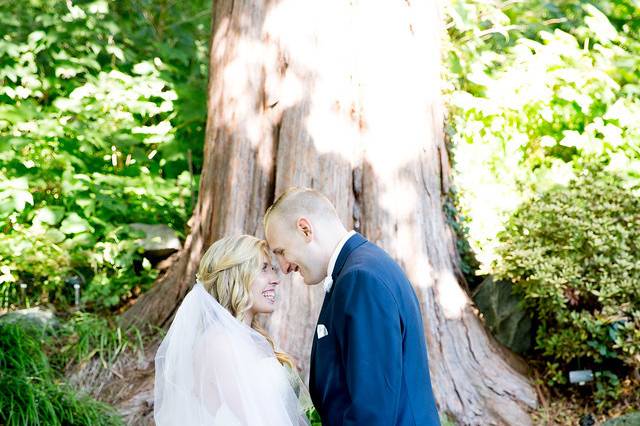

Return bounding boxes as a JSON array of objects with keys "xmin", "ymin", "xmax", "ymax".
[
  {"xmin": 0, "ymin": 0, "xmax": 210, "ymax": 422},
  {"xmin": 0, "ymin": 0, "xmax": 210, "ymax": 311},
  {"xmin": 0, "ymin": 314, "xmax": 138, "ymax": 426},
  {"xmin": 445, "ymin": 0, "xmax": 640, "ymax": 418},
  {"xmin": 494, "ymin": 168, "xmax": 639, "ymax": 410},
  {"xmin": 446, "ymin": 0, "xmax": 640, "ymax": 270}
]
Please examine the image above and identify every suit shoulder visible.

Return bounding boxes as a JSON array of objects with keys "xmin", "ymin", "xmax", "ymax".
[
  {"xmin": 341, "ymin": 242, "xmax": 404, "ymax": 279},
  {"xmin": 350, "ymin": 241, "xmax": 399, "ymax": 267},
  {"xmin": 334, "ymin": 266, "xmax": 396, "ymax": 301}
]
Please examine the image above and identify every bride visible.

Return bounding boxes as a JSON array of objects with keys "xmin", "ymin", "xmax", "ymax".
[{"xmin": 154, "ymin": 235, "xmax": 312, "ymax": 425}]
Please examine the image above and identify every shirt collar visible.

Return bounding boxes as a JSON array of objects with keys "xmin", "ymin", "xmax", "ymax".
[{"xmin": 323, "ymin": 230, "xmax": 356, "ymax": 293}]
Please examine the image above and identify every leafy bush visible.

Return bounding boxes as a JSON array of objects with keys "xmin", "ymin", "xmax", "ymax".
[
  {"xmin": 493, "ymin": 169, "xmax": 640, "ymax": 403},
  {"xmin": 0, "ymin": 320, "xmax": 124, "ymax": 425},
  {"xmin": 0, "ymin": 0, "xmax": 210, "ymax": 310},
  {"xmin": 445, "ymin": 0, "xmax": 640, "ymax": 271}
]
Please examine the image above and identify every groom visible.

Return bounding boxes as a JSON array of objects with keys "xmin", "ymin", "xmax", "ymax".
[{"xmin": 264, "ymin": 188, "xmax": 440, "ymax": 426}]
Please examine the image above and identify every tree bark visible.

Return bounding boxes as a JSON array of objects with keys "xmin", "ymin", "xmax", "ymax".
[{"xmin": 72, "ymin": 1, "xmax": 538, "ymax": 424}]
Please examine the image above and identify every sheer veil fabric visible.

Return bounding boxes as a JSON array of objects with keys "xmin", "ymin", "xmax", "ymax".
[{"xmin": 154, "ymin": 282, "xmax": 310, "ymax": 426}]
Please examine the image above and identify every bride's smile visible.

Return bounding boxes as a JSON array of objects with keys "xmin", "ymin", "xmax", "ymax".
[
  {"xmin": 249, "ymin": 261, "xmax": 281, "ymax": 313},
  {"xmin": 262, "ymin": 288, "xmax": 276, "ymax": 304}
]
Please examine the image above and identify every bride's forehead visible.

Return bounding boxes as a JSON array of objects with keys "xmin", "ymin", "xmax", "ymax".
[{"xmin": 260, "ymin": 249, "xmax": 275, "ymax": 262}]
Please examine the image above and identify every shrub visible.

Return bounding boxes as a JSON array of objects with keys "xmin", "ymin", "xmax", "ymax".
[{"xmin": 494, "ymin": 169, "xmax": 640, "ymax": 389}]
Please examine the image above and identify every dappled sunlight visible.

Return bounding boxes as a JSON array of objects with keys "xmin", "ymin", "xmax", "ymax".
[
  {"xmin": 379, "ymin": 183, "xmax": 418, "ymax": 220},
  {"xmin": 349, "ymin": 1, "xmax": 465, "ymax": 314},
  {"xmin": 210, "ymin": 14, "xmax": 275, "ymax": 148},
  {"xmin": 355, "ymin": 2, "xmax": 441, "ymax": 180},
  {"xmin": 264, "ymin": 0, "xmax": 360, "ymax": 163},
  {"xmin": 209, "ymin": 0, "xmax": 445, "ymax": 172},
  {"xmin": 260, "ymin": 0, "xmax": 467, "ymax": 318},
  {"xmin": 381, "ymin": 176, "xmax": 468, "ymax": 320},
  {"xmin": 204, "ymin": 1, "xmax": 476, "ymax": 375},
  {"xmin": 436, "ymin": 272, "xmax": 468, "ymax": 319}
]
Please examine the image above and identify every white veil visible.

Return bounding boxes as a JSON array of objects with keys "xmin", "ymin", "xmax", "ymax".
[{"xmin": 154, "ymin": 282, "xmax": 310, "ymax": 426}]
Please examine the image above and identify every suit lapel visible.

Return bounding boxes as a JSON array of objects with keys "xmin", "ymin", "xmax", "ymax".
[
  {"xmin": 310, "ymin": 233, "xmax": 367, "ymax": 394},
  {"xmin": 310, "ymin": 290, "xmax": 331, "ymax": 394}
]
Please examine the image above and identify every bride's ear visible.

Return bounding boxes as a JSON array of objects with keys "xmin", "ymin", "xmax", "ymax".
[{"xmin": 296, "ymin": 218, "xmax": 313, "ymax": 242}]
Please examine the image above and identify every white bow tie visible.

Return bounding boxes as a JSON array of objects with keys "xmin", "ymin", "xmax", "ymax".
[{"xmin": 323, "ymin": 275, "xmax": 334, "ymax": 293}]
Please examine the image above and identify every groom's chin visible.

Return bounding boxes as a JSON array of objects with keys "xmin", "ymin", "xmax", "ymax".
[
  {"xmin": 306, "ymin": 277, "xmax": 324, "ymax": 286},
  {"xmin": 297, "ymin": 271, "xmax": 323, "ymax": 286}
]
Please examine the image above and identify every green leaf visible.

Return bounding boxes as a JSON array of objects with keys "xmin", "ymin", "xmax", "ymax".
[
  {"xmin": 33, "ymin": 206, "xmax": 66, "ymax": 226},
  {"xmin": 142, "ymin": 257, "xmax": 151, "ymax": 270},
  {"xmin": 44, "ymin": 228, "xmax": 66, "ymax": 243},
  {"xmin": 60, "ymin": 213, "xmax": 94, "ymax": 235},
  {"xmin": 62, "ymin": 232, "xmax": 96, "ymax": 249}
]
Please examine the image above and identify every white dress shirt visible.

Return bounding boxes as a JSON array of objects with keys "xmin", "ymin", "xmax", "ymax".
[{"xmin": 322, "ymin": 230, "xmax": 357, "ymax": 293}]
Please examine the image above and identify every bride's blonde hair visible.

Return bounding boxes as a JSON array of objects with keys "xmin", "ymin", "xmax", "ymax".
[{"xmin": 196, "ymin": 235, "xmax": 294, "ymax": 368}]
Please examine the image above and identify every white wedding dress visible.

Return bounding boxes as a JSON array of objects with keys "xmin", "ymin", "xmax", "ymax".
[
  {"xmin": 202, "ymin": 357, "xmax": 297, "ymax": 426},
  {"xmin": 154, "ymin": 283, "xmax": 310, "ymax": 426}
]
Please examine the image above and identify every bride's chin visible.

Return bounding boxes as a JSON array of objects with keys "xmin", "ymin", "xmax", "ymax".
[{"xmin": 257, "ymin": 306, "xmax": 277, "ymax": 314}]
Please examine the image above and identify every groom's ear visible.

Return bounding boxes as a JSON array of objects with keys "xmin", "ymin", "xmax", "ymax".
[{"xmin": 296, "ymin": 217, "xmax": 313, "ymax": 241}]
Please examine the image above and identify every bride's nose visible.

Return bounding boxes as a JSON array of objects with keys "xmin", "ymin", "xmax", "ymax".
[{"xmin": 269, "ymin": 274, "xmax": 280, "ymax": 286}]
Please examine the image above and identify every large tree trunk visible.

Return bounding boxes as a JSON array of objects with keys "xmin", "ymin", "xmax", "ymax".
[{"xmin": 71, "ymin": 1, "xmax": 537, "ymax": 424}]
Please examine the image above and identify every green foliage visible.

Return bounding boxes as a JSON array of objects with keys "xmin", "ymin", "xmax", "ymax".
[
  {"xmin": 440, "ymin": 414, "xmax": 457, "ymax": 426},
  {"xmin": 493, "ymin": 169, "xmax": 640, "ymax": 403},
  {"xmin": 307, "ymin": 407, "xmax": 322, "ymax": 425},
  {"xmin": 444, "ymin": 0, "xmax": 640, "ymax": 413},
  {"xmin": 594, "ymin": 370, "xmax": 623, "ymax": 411},
  {"xmin": 0, "ymin": 0, "xmax": 210, "ymax": 310},
  {"xmin": 49, "ymin": 311, "xmax": 144, "ymax": 370},
  {"xmin": 444, "ymin": 188, "xmax": 482, "ymax": 286},
  {"xmin": 0, "ymin": 320, "xmax": 123, "ymax": 425},
  {"xmin": 445, "ymin": 0, "xmax": 640, "ymax": 270}
]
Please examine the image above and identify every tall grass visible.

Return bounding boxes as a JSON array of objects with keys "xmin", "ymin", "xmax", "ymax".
[
  {"xmin": 0, "ymin": 320, "xmax": 124, "ymax": 425},
  {"xmin": 50, "ymin": 312, "xmax": 145, "ymax": 370}
]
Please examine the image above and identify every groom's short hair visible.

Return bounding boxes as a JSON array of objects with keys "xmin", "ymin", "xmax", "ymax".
[{"xmin": 264, "ymin": 187, "xmax": 339, "ymax": 230}]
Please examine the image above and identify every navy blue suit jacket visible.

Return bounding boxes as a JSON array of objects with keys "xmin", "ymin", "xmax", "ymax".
[{"xmin": 309, "ymin": 233, "xmax": 440, "ymax": 426}]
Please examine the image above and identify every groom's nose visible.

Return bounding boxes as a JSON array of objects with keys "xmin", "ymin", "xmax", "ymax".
[{"xmin": 277, "ymin": 257, "xmax": 292, "ymax": 274}]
